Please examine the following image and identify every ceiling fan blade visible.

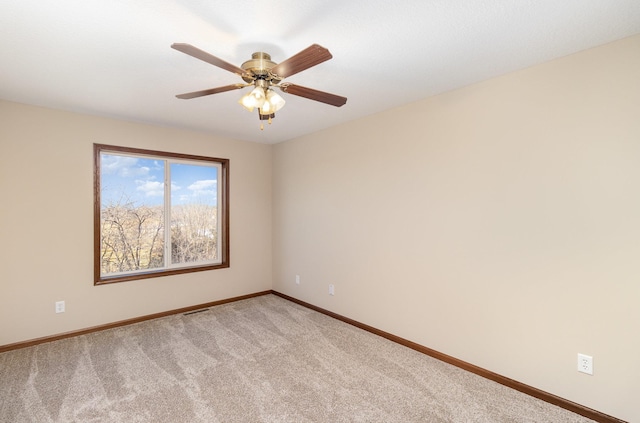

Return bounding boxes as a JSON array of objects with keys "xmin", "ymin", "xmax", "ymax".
[
  {"xmin": 171, "ymin": 43, "xmax": 246, "ymax": 76},
  {"xmin": 280, "ymin": 84, "xmax": 347, "ymax": 107},
  {"xmin": 270, "ymin": 44, "xmax": 333, "ymax": 79},
  {"xmin": 176, "ymin": 84, "xmax": 245, "ymax": 99}
]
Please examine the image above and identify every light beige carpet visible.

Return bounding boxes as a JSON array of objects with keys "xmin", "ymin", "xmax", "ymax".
[{"xmin": 0, "ymin": 294, "xmax": 596, "ymax": 422}]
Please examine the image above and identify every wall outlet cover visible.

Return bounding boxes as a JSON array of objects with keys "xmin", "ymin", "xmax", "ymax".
[{"xmin": 578, "ymin": 353, "xmax": 593, "ymax": 375}]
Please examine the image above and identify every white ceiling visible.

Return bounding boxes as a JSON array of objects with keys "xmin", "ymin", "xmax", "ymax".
[{"xmin": 1, "ymin": 1, "xmax": 639, "ymax": 144}]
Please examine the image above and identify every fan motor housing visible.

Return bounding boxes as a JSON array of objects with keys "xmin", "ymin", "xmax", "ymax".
[{"xmin": 241, "ymin": 52, "xmax": 282, "ymax": 84}]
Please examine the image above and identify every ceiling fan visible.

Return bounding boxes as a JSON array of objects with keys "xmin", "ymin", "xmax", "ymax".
[{"xmin": 171, "ymin": 43, "xmax": 347, "ymax": 128}]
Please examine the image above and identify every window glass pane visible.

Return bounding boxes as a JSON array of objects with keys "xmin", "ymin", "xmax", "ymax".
[
  {"xmin": 170, "ymin": 163, "xmax": 219, "ymax": 265},
  {"xmin": 100, "ymin": 153, "xmax": 165, "ymax": 274}
]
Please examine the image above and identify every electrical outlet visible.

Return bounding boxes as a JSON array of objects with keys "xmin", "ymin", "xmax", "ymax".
[
  {"xmin": 295, "ymin": 274, "xmax": 300, "ymax": 285},
  {"xmin": 329, "ymin": 284, "xmax": 335, "ymax": 296},
  {"xmin": 55, "ymin": 300, "xmax": 65, "ymax": 314},
  {"xmin": 578, "ymin": 353, "xmax": 593, "ymax": 375}
]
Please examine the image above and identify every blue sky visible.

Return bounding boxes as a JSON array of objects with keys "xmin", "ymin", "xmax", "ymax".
[{"xmin": 101, "ymin": 153, "xmax": 218, "ymax": 207}]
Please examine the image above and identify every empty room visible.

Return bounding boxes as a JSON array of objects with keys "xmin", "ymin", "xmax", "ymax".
[{"xmin": 1, "ymin": 1, "xmax": 639, "ymax": 422}]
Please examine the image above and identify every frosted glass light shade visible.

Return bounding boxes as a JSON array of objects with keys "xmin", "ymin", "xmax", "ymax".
[
  {"xmin": 266, "ymin": 89, "xmax": 286, "ymax": 112},
  {"xmin": 239, "ymin": 87, "xmax": 266, "ymax": 112}
]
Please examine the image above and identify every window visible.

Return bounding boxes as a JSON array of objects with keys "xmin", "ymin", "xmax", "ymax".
[{"xmin": 94, "ymin": 144, "xmax": 229, "ymax": 284}]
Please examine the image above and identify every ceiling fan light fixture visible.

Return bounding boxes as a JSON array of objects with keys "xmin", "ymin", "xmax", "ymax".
[
  {"xmin": 266, "ymin": 89, "xmax": 286, "ymax": 112},
  {"xmin": 256, "ymin": 88, "xmax": 285, "ymax": 121},
  {"xmin": 239, "ymin": 86, "xmax": 266, "ymax": 112},
  {"xmin": 260, "ymin": 98, "xmax": 273, "ymax": 114}
]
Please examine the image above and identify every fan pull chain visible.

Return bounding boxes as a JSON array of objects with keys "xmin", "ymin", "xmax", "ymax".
[{"xmin": 260, "ymin": 116, "xmax": 273, "ymax": 131}]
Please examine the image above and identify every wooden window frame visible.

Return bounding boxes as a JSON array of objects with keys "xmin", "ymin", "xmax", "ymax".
[{"xmin": 93, "ymin": 144, "xmax": 230, "ymax": 285}]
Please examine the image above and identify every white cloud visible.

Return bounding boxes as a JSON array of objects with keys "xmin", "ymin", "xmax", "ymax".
[
  {"xmin": 101, "ymin": 155, "xmax": 135, "ymax": 175},
  {"xmin": 122, "ymin": 166, "xmax": 150, "ymax": 178},
  {"xmin": 101, "ymin": 154, "xmax": 150, "ymax": 177},
  {"xmin": 136, "ymin": 180, "xmax": 164, "ymax": 197},
  {"xmin": 188, "ymin": 180, "xmax": 217, "ymax": 196}
]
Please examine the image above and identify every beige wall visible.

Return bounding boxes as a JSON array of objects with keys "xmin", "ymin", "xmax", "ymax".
[
  {"xmin": 0, "ymin": 101, "xmax": 272, "ymax": 346},
  {"xmin": 273, "ymin": 35, "xmax": 640, "ymax": 422}
]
